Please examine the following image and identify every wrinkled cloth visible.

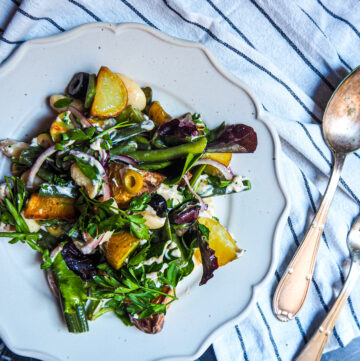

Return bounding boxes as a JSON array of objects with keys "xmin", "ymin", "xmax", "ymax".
[{"xmin": 1, "ymin": 1, "xmax": 360, "ymax": 360}]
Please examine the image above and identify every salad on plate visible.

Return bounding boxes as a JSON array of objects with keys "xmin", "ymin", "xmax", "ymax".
[{"xmin": 0, "ymin": 66, "xmax": 257, "ymax": 334}]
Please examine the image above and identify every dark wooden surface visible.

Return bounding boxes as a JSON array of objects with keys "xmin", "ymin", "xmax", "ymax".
[{"xmin": 1, "ymin": 336, "xmax": 359, "ymax": 361}]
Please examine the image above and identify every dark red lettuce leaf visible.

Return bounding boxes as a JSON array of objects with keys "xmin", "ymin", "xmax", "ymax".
[
  {"xmin": 207, "ymin": 124, "xmax": 257, "ymax": 153},
  {"xmin": 197, "ymin": 224, "xmax": 219, "ymax": 285},
  {"xmin": 61, "ymin": 241, "xmax": 99, "ymax": 281},
  {"xmin": 170, "ymin": 200, "xmax": 201, "ymax": 225},
  {"xmin": 156, "ymin": 113, "xmax": 197, "ymax": 146}
]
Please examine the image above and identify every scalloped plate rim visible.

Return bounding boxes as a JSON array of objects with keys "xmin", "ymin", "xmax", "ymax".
[{"xmin": 0, "ymin": 22, "xmax": 290, "ymax": 361}]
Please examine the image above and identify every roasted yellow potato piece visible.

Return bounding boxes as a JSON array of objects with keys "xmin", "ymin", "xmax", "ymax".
[
  {"xmin": 105, "ymin": 232, "xmax": 140, "ymax": 270},
  {"xmin": 90, "ymin": 66, "xmax": 128, "ymax": 118},
  {"xmin": 116, "ymin": 73, "xmax": 146, "ymax": 111},
  {"xmin": 50, "ymin": 111, "xmax": 75, "ymax": 142},
  {"xmin": 194, "ymin": 217, "xmax": 239, "ymax": 266},
  {"xmin": 148, "ymin": 101, "xmax": 171, "ymax": 125},
  {"xmin": 109, "ymin": 163, "xmax": 166, "ymax": 208},
  {"xmin": 202, "ymin": 152, "xmax": 232, "ymax": 177},
  {"xmin": 24, "ymin": 194, "xmax": 76, "ymax": 220}
]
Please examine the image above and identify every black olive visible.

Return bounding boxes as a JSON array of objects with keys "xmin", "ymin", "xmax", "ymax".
[
  {"xmin": 149, "ymin": 193, "xmax": 167, "ymax": 217},
  {"xmin": 67, "ymin": 72, "xmax": 89, "ymax": 99}
]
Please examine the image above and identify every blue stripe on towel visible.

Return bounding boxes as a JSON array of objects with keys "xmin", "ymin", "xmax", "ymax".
[{"xmin": 162, "ymin": 0, "xmax": 321, "ymax": 123}]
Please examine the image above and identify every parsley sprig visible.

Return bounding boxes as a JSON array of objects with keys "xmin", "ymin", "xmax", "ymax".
[
  {"xmin": 0, "ymin": 177, "xmax": 52, "ymax": 268},
  {"xmin": 91, "ymin": 262, "xmax": 177, "ymax": 320},
  {"xmin": 70, "ymin": 190, "xmax": 150, "ymax": 240}
]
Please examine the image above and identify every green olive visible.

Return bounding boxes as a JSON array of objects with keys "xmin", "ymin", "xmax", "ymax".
[
  {"xmin": 11, "ymin": 163, "xmax": 26, "ymax": 176},
  {"xmin": 37, "ymin": 134, "xmax": 54, "ymax": 148}
]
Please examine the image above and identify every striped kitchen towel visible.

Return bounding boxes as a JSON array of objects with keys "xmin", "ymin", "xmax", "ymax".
[{"xmin": 1, "ymin": 1, "xmax": 360, "ymax": 360}]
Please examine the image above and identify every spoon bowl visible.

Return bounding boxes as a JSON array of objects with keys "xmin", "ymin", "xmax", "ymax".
[
  {"xmin": 323, "ymin": 66, "xmax": 360, "ymax": 153},
  {"xmin": 348, "ymin": 215, "xmax": 360, "ymax": 256}
]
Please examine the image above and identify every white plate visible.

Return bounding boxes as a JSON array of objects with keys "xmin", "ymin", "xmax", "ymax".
[{"xmin": 0, "ymin": 23, "xmax": 289, "ymax": 361}]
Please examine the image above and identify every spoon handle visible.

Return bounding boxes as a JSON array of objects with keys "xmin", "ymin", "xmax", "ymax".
[
  {"xmin": 295, "ymin": 259, "xmax": 360, "ymax": 361},
  {"xmin": 273, "ymin": 153, "xmax": 345, "ymax": 321}
]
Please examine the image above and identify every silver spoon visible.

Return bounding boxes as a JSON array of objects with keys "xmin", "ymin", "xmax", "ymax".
[
  {"xmin": 296, "ymin": 214, "xmax": 360, "ymax": 361},
  {"xmin": 273, "ymin": 66, "xmax": 360, "ymax": 321}
]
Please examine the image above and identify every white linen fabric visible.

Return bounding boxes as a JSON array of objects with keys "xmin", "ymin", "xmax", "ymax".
[{"xmin": 1, "ymin": 1, "xmax": 360, "ymax": 360}]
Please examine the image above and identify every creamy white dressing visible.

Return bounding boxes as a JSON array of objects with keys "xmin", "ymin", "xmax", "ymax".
[
  {"xmin": 145, "ymin": 263, "xmax": 168, "ymax": 287},
  {"xmin": 141, "ymin": 118, "xmax": 155, "ymax": 131},
  {"xmin": 0, "ymin": 183, "xmax": 9, "ymax": 203},
  {"xmin": 90, "ymin": 139, "xmax": 104, "ymax": 152},
  {"xmin": 139, "ymin": 239, "xmax": 147, "ymax": 246},
  {"xmin": 226, "ymin": 175, "xmax": 246, "ymax": 193},
  {"xmin": 199, "ymin": 197, "xmax": 215, "ymax": 218},
  {"xmin": 197, "ymin": 175, "xmax": 214, "ymax": 197},
  {"xmin": 145, "ymin": 272, "xmax": 162, "ymax": 287},
  {"xmin": 142, "ymin": 254, "xmax": 164, "ymax": 266},
  {"xmin": 112, "ymin": 177, "xmax": 118, "ymax": 187},
  {"xmin": 128, "ymin": 164, "xmax": 142, "ymax": 174},
  {"xmin": 157, "ymin": 184, "xmax": 183, "ymax": 206},
  {"xmin": 41, "ymin": 184, "xmax": 74, "ymax": 198},
  {"xmin": 30, "ymin": 137, "xmax": 38, "ymax": 146},
  {"xmin": 170, "ymin": 249, "xmax": 181, "ymax": 258}
]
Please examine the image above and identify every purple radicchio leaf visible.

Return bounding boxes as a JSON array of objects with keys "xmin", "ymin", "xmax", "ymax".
[
  {"xmin": 157, "ymin": 113, "xmax": 197, "ymax": 144},
  {"xmin": 198, "ymin": 224, "xmax": 219, "ymax": 285},
  {"xmin": 171, "ymin": 200, "xmax": 201, "ymax": 225},
  {"xmin": 61, "ymin": 241, "xmax": 99, "ymax": 281},
  {"xmin": 207, "ymin": 124, "xmax": 258, "ymax": 153}
]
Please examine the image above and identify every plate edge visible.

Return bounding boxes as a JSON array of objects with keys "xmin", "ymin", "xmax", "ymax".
[{"xmin": 0, "ymin": 22, "xmax": 291, "ymax": 361}]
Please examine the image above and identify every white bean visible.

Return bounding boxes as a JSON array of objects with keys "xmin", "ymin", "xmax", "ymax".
[
  {"xmin": 49, "ymin": 94, "xmax": 84, "ymax": 113},
  {"xmin": 117, "ymin": 73, "xmax": 146, "ymax": 111},
  {"xmin": 0, "ymin": 139, "xmax": 29, "ymax": 159},
  {"xmin": 71, "ymin": 163, "xmax": 98, "ymax": 199},
  {"xmin": 138, "ymin": 210, "xmax": 166, "ymax": 229}
]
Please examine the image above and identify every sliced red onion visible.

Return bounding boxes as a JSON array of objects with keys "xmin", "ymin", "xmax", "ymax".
[
  {"xmin": 68, "ymin": 105, "xmax": 93, "ymax": 128},
  {"xmin": 50, "ymin": 243, "xmax": 64, "ymax": 260},
  {"xmin": 183, "ymin": 174, "xmax": 206, "ymax": 212},
  {"xmin": 99, "ymin": 148, "xmax": 108, "ymax": 166},
  {"xmin": 26, "ymin": 145, "xmax": 56, "ymax": 189},
  {"xmin": 110, "ymin": 155, "xmax": 138, "ymax": 166},
  {"xmin": 46, "ymin": 270, "xmax": 59, "ymax": 299},
  {"xmin": 102, "ymin": 174, "xmax": 111, "ymax": 201},
  {"xmin": 195, "ymin": 159, "xmax": 234, "ymax": 180},
  {"xmin": 81, "ymin": 232, "xmax": 105, "ymax": 255}
]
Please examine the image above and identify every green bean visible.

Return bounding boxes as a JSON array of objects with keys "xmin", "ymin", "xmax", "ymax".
[
  {"xmin": 134, "ymin": 135, "xmax": 151, "ymax": 150},
  {"xmin": 141, "ymin": 87, "xmax": 152, "ymax": 114},
  {"xmin": 136, "ymin": 161, "xmax": 172, "ymax": 171},
  {"xmin": 84, "ymin": 74, "xmax": 96, "ymax": 108},
  {"xmin": 109, "ymin": 140, "xmax": 138, "ymax": 157},
  {"xmin": 128, "ymin": 137, "xmax": 207, "ymax": 163},
  {"xmin": 190, "ymin": 164, "xmax": 206, "ymax": 192}
]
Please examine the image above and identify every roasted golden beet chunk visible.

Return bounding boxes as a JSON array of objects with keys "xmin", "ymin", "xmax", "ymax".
[{"xmin": 24, "ymin": 194, "xmax": 76, "ymax": 220}]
